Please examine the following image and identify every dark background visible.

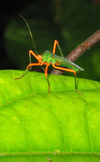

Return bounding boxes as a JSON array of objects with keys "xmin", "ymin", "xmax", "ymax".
[{"xmin": 1, "ymin": 0, "xmax": 100, "ymax": 81}]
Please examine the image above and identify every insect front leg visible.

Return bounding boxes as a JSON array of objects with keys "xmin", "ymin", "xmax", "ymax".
[
  {"xmin": 14, "ymin": 62, "xmax": 43, "ymax": 80},
  {"xmin": 45, "ymin": 63, "xmax": 50, "ymax": 93},
  {"xmin": 14, "ymin": 50, "xmax": 42, "ymax": 80},
  {"xmin": 28, "ymin": 50, "xmax": 41, "ymax": 70},
  {"xmin": 14, "ymin": 63, "xmax": 32, "ymax": 80}
]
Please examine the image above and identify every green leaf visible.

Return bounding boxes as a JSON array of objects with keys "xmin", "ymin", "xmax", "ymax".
[{"xmin": 0, "ymin": 70, "xmax": 100, "ymax": 161}]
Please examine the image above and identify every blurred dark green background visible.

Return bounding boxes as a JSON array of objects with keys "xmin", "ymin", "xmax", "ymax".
[{"xmin": 1, "ymin": 0, "xmax": 100, "ymax": 81}]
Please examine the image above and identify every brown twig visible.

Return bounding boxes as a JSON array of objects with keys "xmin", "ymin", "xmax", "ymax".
[{"xmin": 51, "ymin": 29, "xmax": 100, "ymax": 75}]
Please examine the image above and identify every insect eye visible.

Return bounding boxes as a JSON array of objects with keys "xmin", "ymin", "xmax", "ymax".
[{"xmin": 38, "ymin": 55, "xmax": 42, "ymax": 59}]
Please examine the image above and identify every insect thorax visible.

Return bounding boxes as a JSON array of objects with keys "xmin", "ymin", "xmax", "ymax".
[{"xmin": 42, "ymin": 50, "xmax": 56, "ymax": 64}]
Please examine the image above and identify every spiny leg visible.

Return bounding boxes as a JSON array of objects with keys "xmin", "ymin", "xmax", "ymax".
[
  {"xmin": 15, "ymin": 62, "xmax": 43, "ymax": 80},
  {"xmin": 52, "ymin": 40, "xmax": 64, "ymax": 57},
  {"xmin": 52, "ymin": 64, "xmax": 83, "ymax": 95},
  {"xmin": 45, "ymin": 64, "xmax": 50, "ymax": 93}
]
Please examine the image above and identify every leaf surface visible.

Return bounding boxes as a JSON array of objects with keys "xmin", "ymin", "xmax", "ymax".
[{"xmin": 0, "ymin": 70, "xmax": 100, "ymax": 162}]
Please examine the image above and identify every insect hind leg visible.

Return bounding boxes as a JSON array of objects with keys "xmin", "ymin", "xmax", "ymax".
[
  {"xmin": 52, "ymin": 64, "xmax": 83, "ymax": 95},
  {"xmin": 52, "ymin": 40, "xmax": 64, "ymax": 57}
]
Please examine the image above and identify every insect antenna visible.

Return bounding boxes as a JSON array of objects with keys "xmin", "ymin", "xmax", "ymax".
[{"xmin": 19, "ymin": 14, "xmax": 38, "ymax": 55}]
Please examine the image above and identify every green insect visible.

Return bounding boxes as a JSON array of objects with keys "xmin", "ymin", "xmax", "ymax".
[{"xmin": 15, "ymin": 15, "xmax": 84, "ymax": 94}]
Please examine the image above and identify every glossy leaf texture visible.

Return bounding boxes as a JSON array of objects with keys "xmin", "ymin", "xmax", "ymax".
[{"xmin": 0, "ymin": 70, "xmax": 100, "ymax": 162}]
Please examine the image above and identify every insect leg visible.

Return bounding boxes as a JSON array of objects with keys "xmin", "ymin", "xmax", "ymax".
[
  {"xmin": 45, "ymin": 64, "xmax": 50, "ymax": 93},
  {"xmin": 52, "ymin": 64, "xmax": 83, "ymax": 94},
  {"xmin": 28, "ymin": 50, "xmax": 40, "ymax": 70},
  {"xmin": 15, "ymin": 62, "xmax": 43, "ymax": 80},
  {"xmin": 15, "ymin": 50, "xmax": 43, "ymax": 79},
  {"xmin": 52, "ymin": 40, "xmax": 64, "ymax": 57}
]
